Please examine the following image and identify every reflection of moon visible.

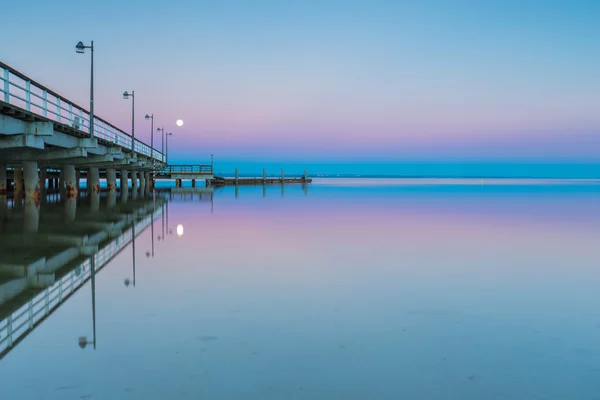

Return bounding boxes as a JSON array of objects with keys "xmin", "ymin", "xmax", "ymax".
[
  {"xmin": 176, "ymin": 224, "xmax": 184, "ymax": 237},
  {"xmin": 176, "ymin": 119, "xmax": 184, "ymax": 127}
]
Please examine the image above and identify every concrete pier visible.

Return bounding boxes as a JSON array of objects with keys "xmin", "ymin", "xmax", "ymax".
[
  {"xmin": 14, "ymin": 167, "xmax": 23, "ymax": 197},
  {"xmin": 120, "ymin": 169, "xmax": 129, "ymax": 203},
  {"xmin": 144, "ymin": 172, "xmax": 151, "ymax": 193},
  {"xmin": 139, "ymin": 172, "xmax": 146, "ymax": 197},
  {"xmin": 63, "ymin": 165, "xmax": 77, "ymax": 198},
  {"xmin": 23, "ymin": 161, "xmax": 39, "ymax": 201},
  {"xmin": 88, "ymin": 167, "xmax": 100, "ymax": 212},
  {"xmin": 106, "ymin": 169, "xmax": 117, "ymax": 208},
  {"xmin": 39, "ymin": 168, "xmax": 47, "ymax": 200},
  {"xmin": 131, "ymin": 171, "xmax": 138, "ymax": 199}
]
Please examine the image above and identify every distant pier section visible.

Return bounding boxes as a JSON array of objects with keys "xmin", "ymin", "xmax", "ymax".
[{"xmin": 208, "ymin": 168, "xmax": 311, "ymax": 186}]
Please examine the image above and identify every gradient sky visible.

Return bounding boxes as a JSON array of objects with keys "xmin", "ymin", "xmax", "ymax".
[{"xmin": 1, "ymin": 0, "xmax": 599, "ymax": 176}]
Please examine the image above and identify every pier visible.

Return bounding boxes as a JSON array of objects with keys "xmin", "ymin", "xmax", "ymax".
[{"xmin": 208, "ymin": 168, "xmax": 311, "ymax": 186}]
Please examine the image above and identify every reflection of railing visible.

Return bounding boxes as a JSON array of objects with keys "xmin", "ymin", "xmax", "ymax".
[
  {"xmin": 0, "ymin": 61, "xmax": 164, "ymax": 163},
  {"xmin": 157, "ymin": 165, "xmax": 213, "ymax": 175},
  {"xmin": 0, "ymin": 207, "xmax": 161, "ymax": 358}
]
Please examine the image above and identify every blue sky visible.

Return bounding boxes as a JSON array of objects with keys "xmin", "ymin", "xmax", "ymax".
[{"xmin": 1, "ymin": 0, "xmax": 599, "ymax": 176}]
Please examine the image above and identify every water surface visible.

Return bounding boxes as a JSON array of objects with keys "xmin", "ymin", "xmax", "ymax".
[{"xmin": 1, "ymin": 179, "xmax": 599, "ymax": 399}]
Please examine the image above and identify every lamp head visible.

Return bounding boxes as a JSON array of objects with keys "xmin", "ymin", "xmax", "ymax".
[
  {"xmin": 145, "ymin": 114, "xmax": 151, "ymax": 120},
  {"xmin": 75, "ymin": 41, "xmax": 85, "ymax": 53},
  {"xmin": 78, "ymin": 336, "xmax": 88, "ymax": 349},
  {"xmin": 123, "ymin": 91, "xmax": 130, "ymax": 99}
]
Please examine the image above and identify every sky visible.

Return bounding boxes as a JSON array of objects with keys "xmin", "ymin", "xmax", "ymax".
[{"xmin": 1, "ymin": 0, "xmax": 599, "ymax": 176}]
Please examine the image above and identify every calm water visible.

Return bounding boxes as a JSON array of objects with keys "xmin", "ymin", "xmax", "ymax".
[{"xmin": 1, "ymin": 179, "xmax": 600, "ymax": 399}]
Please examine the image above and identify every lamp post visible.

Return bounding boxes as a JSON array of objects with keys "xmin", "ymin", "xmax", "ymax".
[
  {"xmin": 75, "ymin": 41, "xmax": 94, "ymax": 138},
  {"xmin": 166, "ymin": 132, "xmax": 172, "ymax": 165},
  {"xmin": 211, "ymin": 154, "xmax": 214, "ymax": 173},
  {"xmin": 125, "ymin": 223, "xmax": 136, "ymax": 287},
  {"xmin": 78, "ymin": 255, "xmax": 97, "ymax": 350},
  {"xmin": 157, "ymin": 127, "xmax": 165, "ymax": 164},
  {"xmin": 145, "ymin": 114, "xmax": 154, "ymax": 161},
  {"xmin": 123, "ymin": 91, "xmax": 135, "ymax": 152}
]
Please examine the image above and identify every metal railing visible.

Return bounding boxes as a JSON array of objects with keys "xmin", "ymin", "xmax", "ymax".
[
  {"xmin": 157, "ymin": 164, "xmax": 213, "ymax": 175},
  {"xmin": 0, "ymin": 207, "xmax": 162, "ymax": 358},
  {"xmin": 0, "ymin": 61, "xmax": 164, "ymax": 163}
]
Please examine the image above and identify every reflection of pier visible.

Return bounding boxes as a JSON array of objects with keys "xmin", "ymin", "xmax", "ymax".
[{"xmin": 0, "ymin": 195, "xmax": 165, "ymax": 359}]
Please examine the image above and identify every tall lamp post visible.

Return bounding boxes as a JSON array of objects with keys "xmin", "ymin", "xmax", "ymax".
[
  {"xmin": 145, "ymin": 114, "xmax": 154, "ymax": 162},
  {"xmin": 166, "ymin": 132, "xmax": 173, "ymax": 165},
  {"xmin": 75, "ymin": 41, "xmax": 94, "ymax": 138},
  {"xmin": 123, "ymin": 91, "xmax": 135, "ymax": 152},
  {"xmin": 157, "ymin": 127, "xmax": 165, "ymax": 165}
]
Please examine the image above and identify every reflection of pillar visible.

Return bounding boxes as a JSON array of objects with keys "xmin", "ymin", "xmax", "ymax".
[
  {"xmin": 23, "ymin": 161, "xmax": 39, "ymax": 202},
  {"xmin": 263, "ymin": 184, "xmax": 266, "ymax": 198},
  {"xmin": 235, "ymin": 185, "xmax": 239, "ymax": 199},
  {"xmin": 23, "ymin": 197, "xmax": 40, "ymax": 233},
  {"xmin": 0, "ymin": 193, "xmax": 7, "ymax": 219},
  {"xmin": 263, "ymin": 168, "xmax": 266, "ymax": 182},
  {"xmin": 39, "ymin": 167, "xmax": 47, "ymax": 201},
  {"xmin": 120, "ymin": 169, "xmax": 129, "ymax": 203},
  {"xmin": 131, "ymin": 171, "xmax": 138, "ymax": 199},
  {"xmin": 14, "ymin": 166, "xmax": 24, "ymax": 197},
  {"xmin": 281, "ymin": 183, "xmax": 284, "ymax": 197},
  {"xmin": 63, "ymin": 165, "xmax": 77, "ymax": 199},
  {"xmin": 302, "ymin": 183, "xmax": 308, "ymax": 196},
  {"xmin": 65, "ymin": 196, "xmax": 77, "ymax": 221},
  {"xmin": 145, "ymin": 172, "xmax": 151, "ymax": 193},
  {"xmin": 139, "ymin": 172, "xmax": 146, "ymax": 197},
  {"xmin": 88, "ymin": 167, "xmax": 100, "ymax": 212},
  {"xmin": 106, "ymin": 168, "xmax": 116, "ymax": 208},
  {"xmin": 0, "ymin": 164, "xmax": 6, "ymax": 194}
]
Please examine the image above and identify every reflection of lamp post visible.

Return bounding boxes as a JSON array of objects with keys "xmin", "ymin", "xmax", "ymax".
[
  {"xmin": 123, "ymin": 91, "xmax": 135, "ymax": 152},
  {"xmin": 125, "ymin": 223, "xmax": 136, "ymax": 287},
  {"xmin": 78, "ymin": 255, "xmax": 96, "ymax": 349},
  {"xmin": 147, "ymin": 191, "xmax": 155, "ymax": 258},
  {"xmin": 75, "ymin": 41, "xmax": 94, "ymax": 138}
]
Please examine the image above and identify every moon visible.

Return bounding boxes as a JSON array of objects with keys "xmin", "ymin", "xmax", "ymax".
[
  {"xmin": 176, "ymin": 224, "xmax": 184, "ymax": 237},
  {"xmin": 176, "ymin": 119, "xmax": 184, "ymax": 127}
]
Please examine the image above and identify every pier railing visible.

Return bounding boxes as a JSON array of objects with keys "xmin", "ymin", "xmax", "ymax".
[
  {"xmin": 157, "ymin": 164, "xmax": 213, "ymax": 175},
  {"xmin": 0, "ymin": 207, "xmax": 161, "ymax": 358},
  {"xmin": 0, "ymin": 61, "xmax": 164, "ymax": 163}
]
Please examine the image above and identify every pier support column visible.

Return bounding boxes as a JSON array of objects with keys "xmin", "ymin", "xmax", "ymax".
[
  {"xmin": 145, "ymin": 172, "xmax": 151, "ymax": 193},
  {"xmin": 63, "ymin": 165, "xmax": 77, "ymax": 198},
  {"xmin": 23, "ymin": 161, "xmax": 40, "ymax": 202},
  {"xmin": 281, "ymin": 168, "xmax": 285, "ymax": 182},
  {"xmin": 139, "ymin": 172, "xmax": 146, "ymax": 197},
  {"xmin": 14, "ymin": 166, "xmax": 24, "ymax": 198},
  {"xmin": 106, "ymin": 168, "xmax": 117, "ymax": 209},
  {"xmin": 235, "ymin": 168, "xmax": 239, "ymax": 184},
  {"xmin": 263, "ymin": 168, "xmax": 266, "ymax": 183},
  {"xmin": 120, "ymin": 169, "xmax": 129, "ymax": 203},
  {"xmin": 131, "ymin": 171, "xmax": 138, "ymax": 199},
  {"xmin": 192, "ymin": 179, "xmax": 196, "ymax": 187},
  {"xmin": 0, "ymin": 164, "xmax": 6, "ymax": 194},
  {"xmin": 24, "ymin": 195, "xmax": 40, "ymax": 233},
  {"xmin": 88, "ymin": 167, "xmax": 100, "ymax": 212}
]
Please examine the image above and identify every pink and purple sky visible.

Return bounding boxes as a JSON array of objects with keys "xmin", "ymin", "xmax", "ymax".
[{"xmin": 2, "ymin": 0, "xmax": 599, "ymax": 176}]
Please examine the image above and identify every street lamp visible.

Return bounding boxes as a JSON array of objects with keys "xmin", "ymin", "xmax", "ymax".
[
  {"xmin": 157, "ymin": 127, "xmax": 165, "ymax": 164},
  {"xmin": 123, "ymin": 91, "xmax": 135, "ymax": 152},
  {"xmin": 166, "ymin": 132, "xmax": 173, "ymax": 165},
  {"xmin": 145, "ymin": 114, "xmax": 154, "ymax": 163},
  {"xmin": 75, "ymin": 41, "xmax": 94, "ymax": 138}
]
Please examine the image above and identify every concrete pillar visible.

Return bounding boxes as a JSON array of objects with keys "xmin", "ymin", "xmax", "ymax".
[
  {"xmin": 14, "ymin": 166, "xmax": 23, "ymax": 197},
  {"xmin": 23, "ymin": 161, "xmax": 40, "ymax": 202},
  {"xmin": 281, "ymin": 168, "xmax": 285, "ymax": 181},
  {"xmin": 139, "ymin": 172, "xmax": 146, "ymax": 197},
  {"xmin": 63, "ymin": 165, "xmax": 77, "ymax": 199},
  {"xmin": 0, "ymin": 164, "xmax": 6, "ymax": 194},
  {"xmin": 120, "ymin": 169, "xmax": 129, "ymax": 203},
  {"xmin": 88, "ymin": 167, "xmax": 100, "ymax": 212},
  {"xmin": 65, "ymin": 197, "xmax": 76, "ymax": 221},
  {"xmin": 106, "ymin": 168, "xmax": 117, "ymax": 209},
  {"xmin": 145, "ymin": 172, "xmax": 151, "ymax": 193},
  {"xmin": 235, "ymin": 168, "xmax": 239, "ymax": 183},
  {"xmin": 131, "ymin": 171, "xmax": 139, "ymax": 199},
  {"xmin": 263, "ymin": 168, "xmax": 266, "ymax": 182}
]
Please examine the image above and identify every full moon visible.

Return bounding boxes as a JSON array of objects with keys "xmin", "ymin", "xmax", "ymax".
[
  {"xmin": 176, "ymin": 119, "xmax": 184, "ymax": 127},
  {"xmin": 176, "ymin": 224, "xmax": 184, "ymax": 237}
]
